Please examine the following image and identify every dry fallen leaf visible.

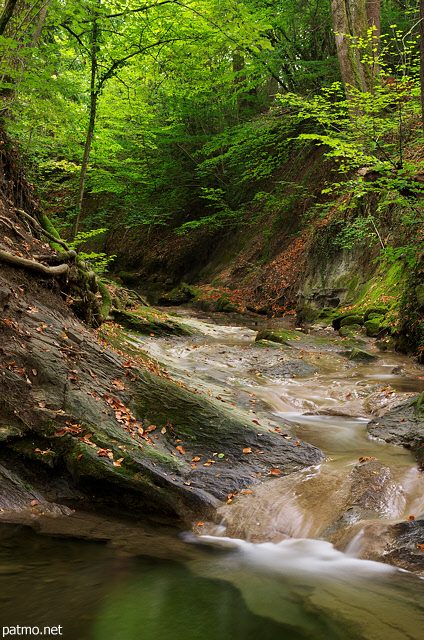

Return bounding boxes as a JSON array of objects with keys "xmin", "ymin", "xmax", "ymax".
[
  {"xmin": 408, "ymin": 515, "xmax": 415, "ymax": 521},
  {"xmin": 269, "ymin": 468, "xmax": 282, "ymax": 476},
  {"xmin": 176, "ymin": 445, "xmax": 186, "ymax": 454},
  {"xmin": 30, "ymin": 500, "xmax": 38, "ymax": 507},
  {"xmin": 192, "ymin": 456, "xmax": 200, "ymax": 462},
  {"xmin": 243, "ymin": 447, "xmax": 252, "ymax": 453}
]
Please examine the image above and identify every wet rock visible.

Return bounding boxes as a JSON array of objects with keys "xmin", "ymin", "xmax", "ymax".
[
  {"xmin": 362, "ymin": 389, "xmax": 411, "ymax": 416},
  {"xmin": 0, "ymin": 294, "xmax": 324, "ymax": 527},
  {"xmin": 249, "ymin": 358, "xmax": 317, "ymax": 378},
  {"xmin": 348, "ymin": 348, "xmax": 378, "ymax": 363},
  {"xmin": 110, "ymin": 309, "xmax": 194, "ymax": 336},
  {"xmin": 304, "ymin": 400, "xmax": 370, "ymax": 419},
  {"xmin": 367, "ymin": 396, "xmax": 424, "ymax": 455},
  {"xmin": 255, "ymin": 329, "xmax": 299, "ymax": 345}
]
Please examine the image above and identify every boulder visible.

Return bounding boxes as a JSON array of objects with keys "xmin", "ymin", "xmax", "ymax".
[{"xmin": 348, "ymin": 348, "xmax": 378, "ymax": 363}]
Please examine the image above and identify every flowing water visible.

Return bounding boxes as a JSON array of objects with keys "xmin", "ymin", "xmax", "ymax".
[{"xmin": 2, "ymin": 313, "xmax": 424, "ymax": 639}]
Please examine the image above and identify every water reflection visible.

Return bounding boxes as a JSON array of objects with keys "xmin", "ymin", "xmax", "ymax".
[{"xmin": 2, "ymin": 524, "xmax": 424, "ymax": 640}]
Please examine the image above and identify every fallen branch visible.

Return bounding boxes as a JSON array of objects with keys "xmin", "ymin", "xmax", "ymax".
[{"xmin": 0, "ymin": 249, "xmax": 68, "ymax": 275}]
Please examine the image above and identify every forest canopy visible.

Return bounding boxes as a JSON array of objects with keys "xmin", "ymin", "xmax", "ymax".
[{"xmin": 0, "ymin": 0, "xmax": 422, "ymax": 241}]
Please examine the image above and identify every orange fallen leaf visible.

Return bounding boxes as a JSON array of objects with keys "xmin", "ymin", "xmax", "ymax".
[
  {"xmin": 417, "ymin": 544, "xmax": 424, "ymax": 550},
  {"xmin": 30, "ymin": 500, "xmax": 38, "ymax": 507},
  {"xmin": 192, "ymin": 456, "xmax": 200, "ymax": 462},
  {"xmin": 270, "ymin": 468, "xmax": 281, "ymax": 476},
  {"xmin": 243, "ymin": 447, "xmax": 252, "ymax": 453},
  {"xmin": 408, "ymin": 515, "xmax": 415, "ymax": 520},
  {"xmin": 243, "ymin": 490, "xmax": 252, "ymax": 495},
  {"xmin": 176, "ymin": 445, "xmax": 186, "ymax": 454},
  {"xmin": 197, "ymin": 522, "xmax": 204, "ymax": 526}
]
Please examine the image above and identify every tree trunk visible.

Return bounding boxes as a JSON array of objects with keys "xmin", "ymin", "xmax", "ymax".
[
  {"xmin": 331, "ymin": 0, "xmax": 372, "ymax": 97},
  {"xmin": 0, "ymin": 0, "xmax": 19, "ymax": 35},
  {"xmin": 421, "ymin": 0, "xmax": 424, "ymax": 137},
  {"xmin": 366, "ymin": 0, "xmax": 380, "ymax": 79},
  {"xmin": 71, "ymin": 16, "xmax": 99, "ymax": 241}
]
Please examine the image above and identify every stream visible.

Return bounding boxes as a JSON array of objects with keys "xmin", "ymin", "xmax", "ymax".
[{"xmin": 2, "ymin": 311, "xmax": 424, "ymax": 639}]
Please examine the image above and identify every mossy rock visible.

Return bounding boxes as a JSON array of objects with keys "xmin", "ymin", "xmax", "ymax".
[
  {"xmin": 215, "ymin": 296, "xmax": 238, "ymax": 313},
  {"xmin": 158, "ymin": 283, "xmax": 197, "ymax": 306},
  {"xmin": 340, "ymin": 315, "xmax": 364, "ymax": 327},
  {"xmin": 110, "ymin": 309, "xmax": 194, "ymax": 336},
  {"xmin": 375, "ymin": 338, "xmax": 395, "ymax": 351},
  {"xmin": 364, "ymin": 307, "xmax": 388, "ymax": 322},
  {"xmin": 339, "ymin": 324, "xmax": 362, "ymax": 336},
  {"xmin": 364, "ymin": 316, "xmax": 387, "ymax": 337},
  {"xmin": 118, "ymin": 271, "xmax": 142, "ymax": 286},
  {"xmin": 348, "ymin": 348, "xmax": 378, "ymax": 363},
  {"xmin": 317, "ymin": 306, "xmax": 340, "ymax": 321},
  {"xmin": 295, "ymin": 304, "xmax": 319, "ymax": 324},
  {"xmin": 332, "ymin": 312, "xmax": 360, "ymax": 330},
  {"xmin": 255, "ymin": 329, "xmax": 300, "ymax": 345}
]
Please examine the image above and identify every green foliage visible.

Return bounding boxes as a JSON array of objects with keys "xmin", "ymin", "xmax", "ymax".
[{"xmin": 69, "ymin": 229, "xmax": 116, "ymax": 275}]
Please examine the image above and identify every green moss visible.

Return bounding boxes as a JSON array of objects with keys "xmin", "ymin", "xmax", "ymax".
[
  {"xmin": 215, "ymin": 296, "xmax": 238, "ymax": 312},
  {"xmin": 340, "ymin": 315, "xmax": 364, "ymax": 327},
  {"xmin": 364, "ymin": 315, "xmax": 389, "ymax": 337},
  {"xmin": 255, "ymin": 329, "xmax": 302, "ymax": 345},
  {"xmin": 296, "ymin": 304, "xmax": 319, "ymax": 323},
  {"xmin": 364, "ymin": 307, "xmax": 388, "ymax": 322},
  {"xmin": 38, "ymin": 213, "xmax": 64, "ymax": 252},
  {"xmin": 339, "ymin": 324, "xmax": 362, "ymax": 336},
  {"xmin": 111, "ymin": 309, "xmax": 194, "ymax": 336},
  {"xmin": 348, "ymin": 348, "xmax": 378, "ymax": 362},
  {"xmin": 98, "ymin": 280, "xmax": 112, "ymax": 320}
]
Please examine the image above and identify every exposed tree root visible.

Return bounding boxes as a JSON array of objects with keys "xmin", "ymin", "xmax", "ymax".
[{"xmin": 0, "ymin": 249, "xmax": 69, "ymax": 275}]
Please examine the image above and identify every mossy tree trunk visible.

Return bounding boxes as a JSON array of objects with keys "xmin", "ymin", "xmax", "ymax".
[{"xmin": 331, "ymin": 0, "xmax": 374, "ymax": 98}]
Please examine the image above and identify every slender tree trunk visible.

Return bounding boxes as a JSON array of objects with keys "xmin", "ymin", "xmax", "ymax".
[
  {"xmin": 71, "ymin": 16, "xmax": 99, "ymax": 241},
  {"xmin": 0, "ymin": 0, "xmax": 19, "ymax": 35},
  {"xmin": 31, "ymin": 0, "xmax": 49, "ymax": 44},
  {"xmin": 366, "ymin": 0, "xmax": 380, "ymax": 81},
  {"xmin": 420, "ymin": 0, "xmax": 424, "ymax": 137}
]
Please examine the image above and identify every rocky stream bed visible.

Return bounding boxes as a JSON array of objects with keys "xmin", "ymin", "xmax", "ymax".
[{"xmin": 3, "ymin": 297, "xmax": 424, "ymax": 638}]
